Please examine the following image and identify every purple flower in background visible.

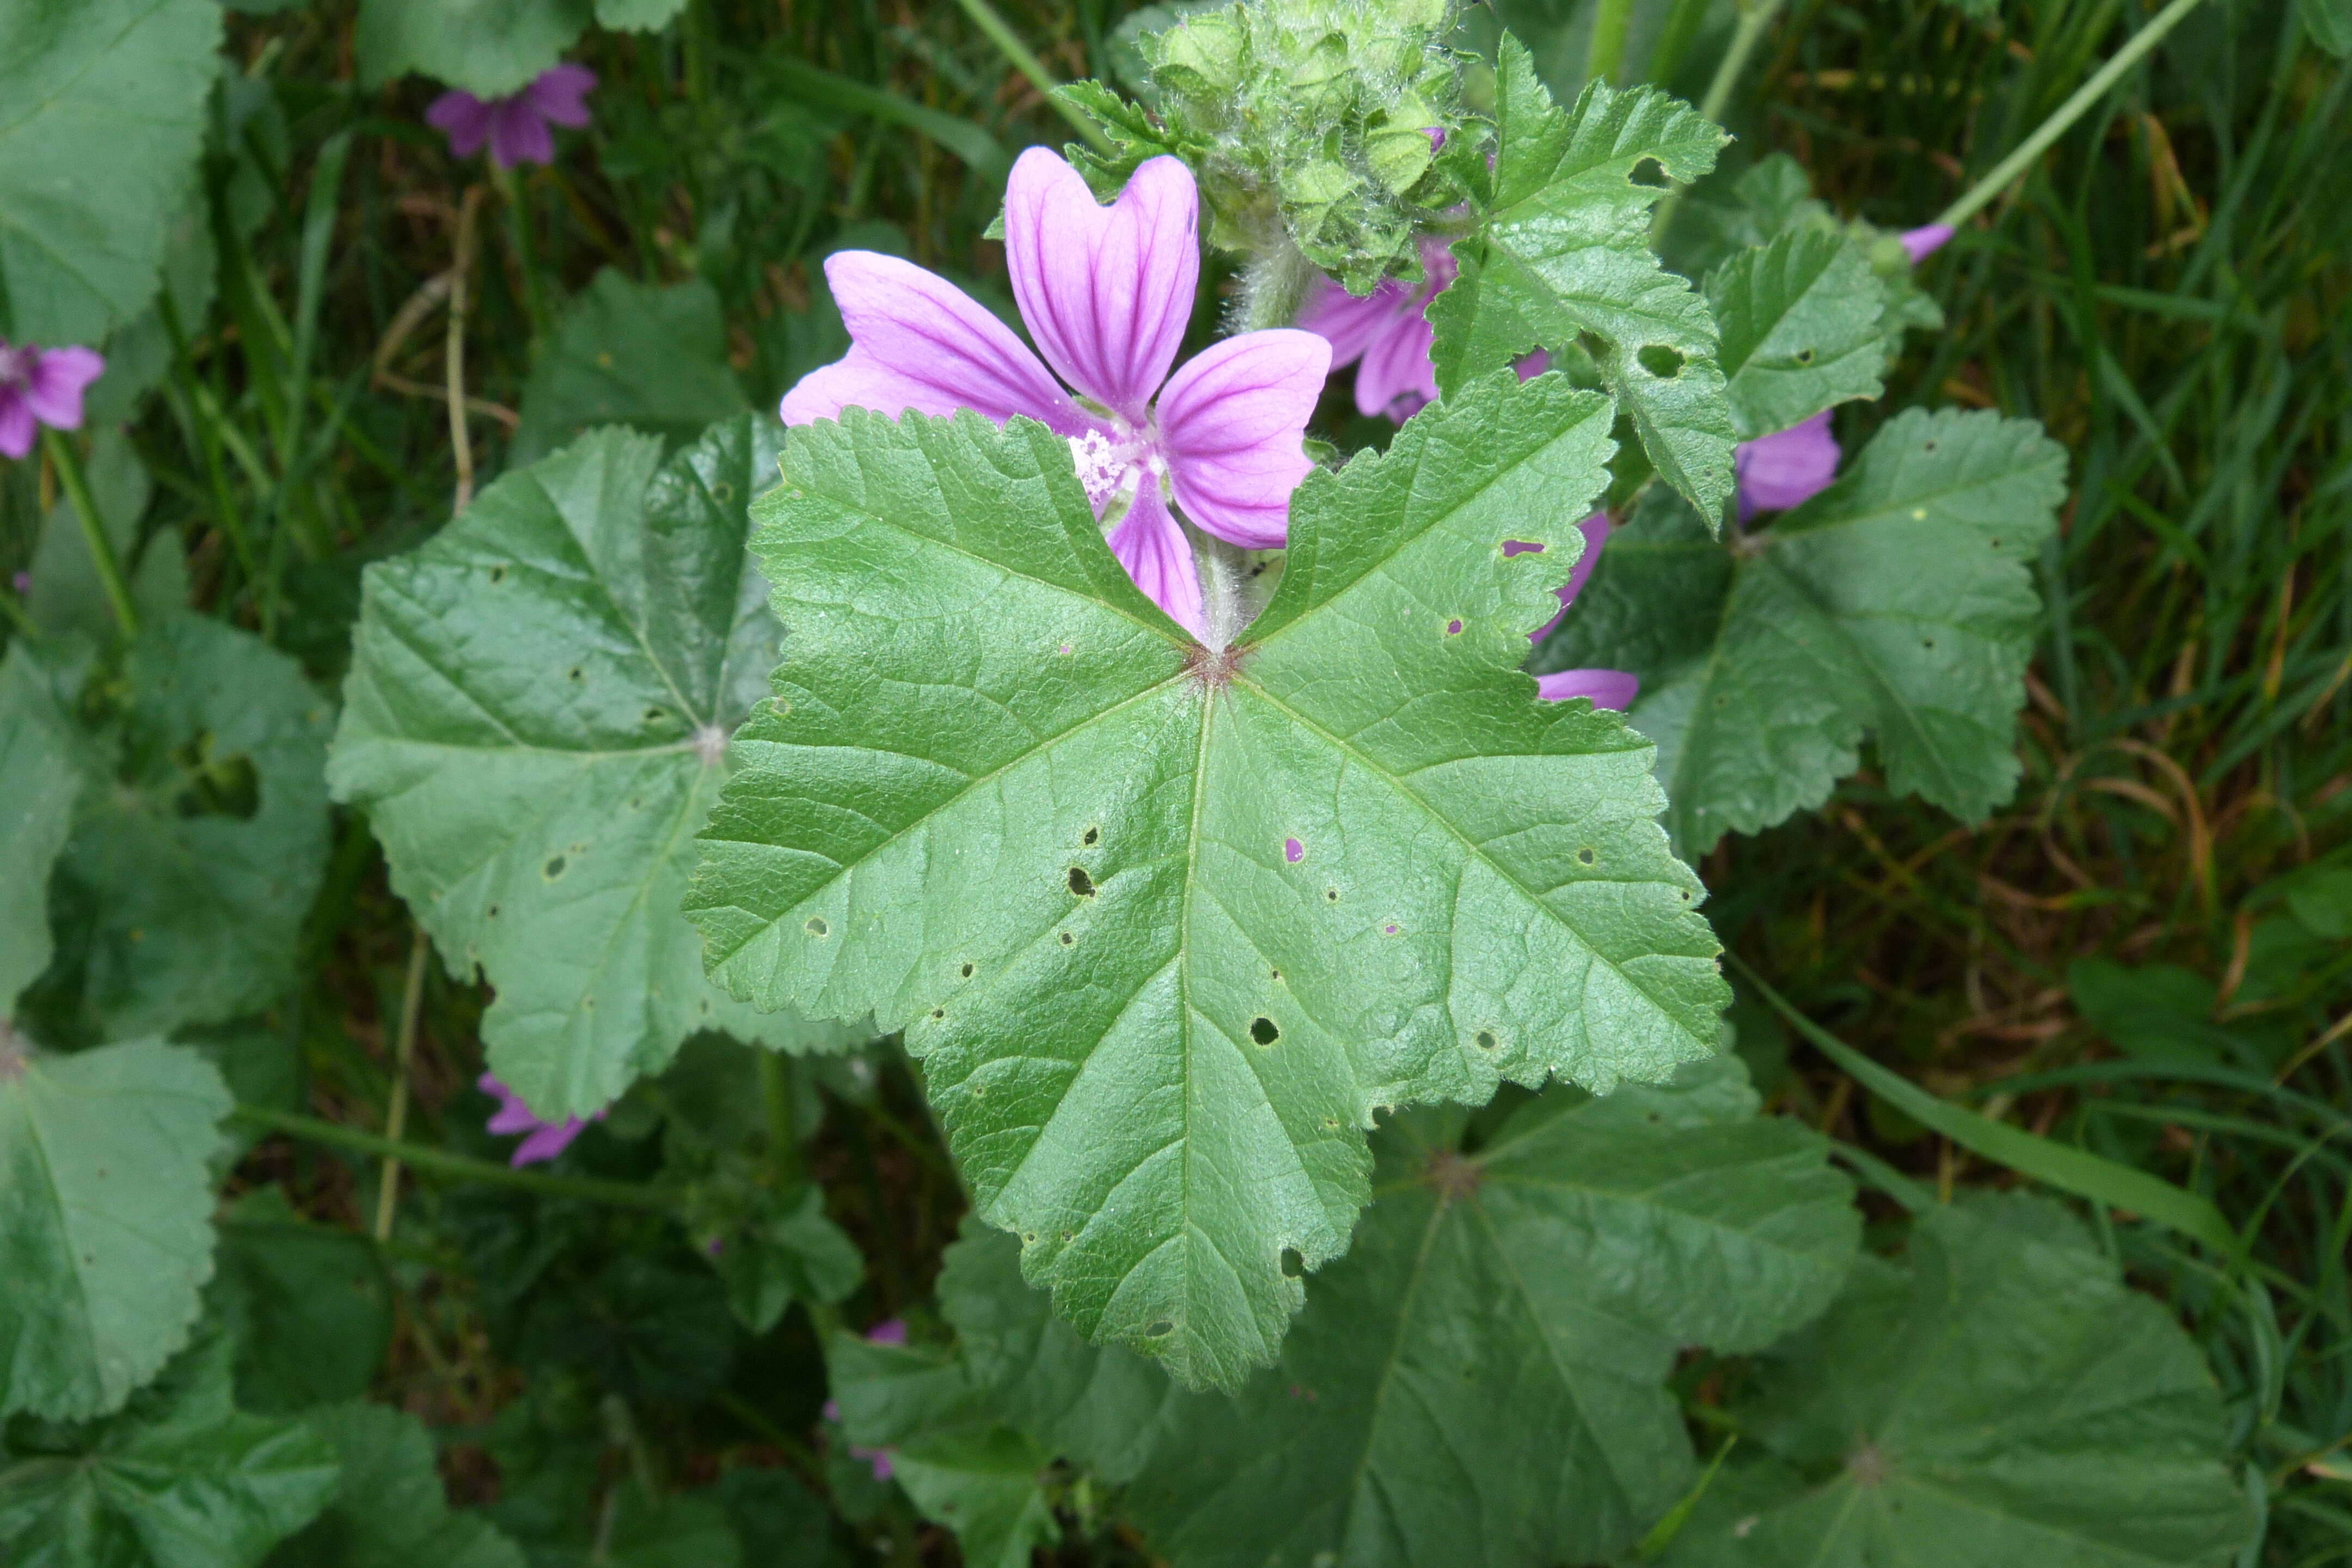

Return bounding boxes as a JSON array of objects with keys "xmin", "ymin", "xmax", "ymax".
[
  {"xmin": 1900, "ymin": 223, "xmax": 1955, "ymax": 264},
  {"xmin": 1735, "ymin": 410, "xmax": 1841, "ymax": 519},
  {"xmin": 0, "ymin": 341, "xmax": 104, "ymax": 461},
  {"xmin": 478, "ymin": 1071, "xmax": 605, "ymax": 1167},
  {"xmin": 427, "ymin": 65, "xmax": 596, "ymax": 169},
  {"xmin": 1515, "ymin": 514, "xmax": 1638, "ymax": 710},
  {"xmin": 781, "ymin": 148, "xmax": 1329, "ymax": 638},
  {"xmin": 1300, "ymin": 236, "xmax": 1455, "ymax": 420}
]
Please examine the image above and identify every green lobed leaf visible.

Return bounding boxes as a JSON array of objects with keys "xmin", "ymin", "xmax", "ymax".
[
  {"xmin": 1539, "ymin": 408, "xmax": 2067, "ymax": 855},
  {"xmin": 1113, "ymin": 1055, "xmax": 1857, "ymax": 1568},
  {"xmin": 37, "ymin": 612, "xmax": 333, "ymax": 1039},
  {"xmin": 27, "ymin": 431, "xmax": 186, "ymax": 642},
  {"xmin": 0, "ymin": 0, "xmax": 222, "ymax": 344},
  {"xmin": 889, "ymin": 1430, "xmax": 1059, "ymax": 1568},
  {"xmin": 262, "ymin": 1401, "xmax": 524, "ymax": 1568},
  {"xmin": 1663, "ymin": 1194, "xmax": 2252, "ymax": 1568},
  {"xmin": 210, "ymin": 1192, "xmax": 393, "ymax": 1417},
  {"xmin": 0, "ymin": 647, "xmax": 84, "ymax": 1014},
  {"xmin": 510, "ymin": 270, "xmax": 749, "ymax": 468},
  {"xmin": 355, "ymin": 0, "xmax": 587, "ymax": 96},
  {"xmin": 1708, "ymin": 228, "xmax": 1887, "ymax": 440},
  {"xmin": 0, "ymin": 1038, "xmax": 229, "ymax": 1422},
  {"xmin": 703, "ymin": 1185, "xmax": 863, "ymax": 1334},
  {"xmin": 688, "ymin": 371, "xmax": 1728, "ymax": 1388},
  {"xmin": 1427, "ymin": 36, "xmax": 1734, "ymax": 519},
  {"xmin": 329, "ymin": 419, "xmax": 865, "ymax": 1123},
  {"xmin": 0, "ymin": 1332, "xmax": 340, "ymax": 1568}
]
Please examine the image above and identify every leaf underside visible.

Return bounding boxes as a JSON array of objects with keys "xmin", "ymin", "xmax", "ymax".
[
  {"xmin": 1428, "ymin": 36, "xmax": 1735, "ymax": 520},
  {"xmin": 1538, "ymin": 407, "xmax": 2068, "ymax": 856},
  {"xmin": 689, "ymin": 371, "xmax": 1728, "ymax": 1389},
  {"xmin": 1664, "ymin": 1194, "xmax": 2252, "ymax": 1568},
  {"xmin": 330, "ymin": 419, "xmax": 866, "ymax": 1123}
]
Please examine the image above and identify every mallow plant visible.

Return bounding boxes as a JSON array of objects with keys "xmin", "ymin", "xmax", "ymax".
[{"xmin": 0, "ymin": 0, "xmax": 2275, "ymax": 1565}]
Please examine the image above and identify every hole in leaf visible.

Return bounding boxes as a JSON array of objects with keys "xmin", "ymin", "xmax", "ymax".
[
  {"xmin": 566, "ymin": 666, "xmax": 584, "ymax": 682},
  {"xmin": 543, "ymin": 855, "xmax": 567, "ymax": 880},
  {"xmin": 1082, "ymin": 825, "xmax": 1100, "ymax": 846},
  {"xmin": 1269, "ymin": 967, "xmax": 1282, "ymax": 982},
  {"xmin": 931, "ymin": 1008, "xmax": 946, "ymax": 1020},
  {"xmin": 1445, "ymin": 618, "xmax": 1462, "ymax": 635},
  {"xmin": 1067, "ymin": 865, "xmax": 1097, "ymax": 897},
  {"xmin": 1794, "ymin": 347, "xmax": 1815, "ymax": 365},
  {"xmin": 1383, "ymin": 923, "xmax": 1401, "ymax": 935},
  {"xmin": 712, "ymin": 480, "xmax": 734, "ymax": 504},
  {"xmin": 1500, "ymin": 540, "xmax": 1546, "ymax": 556},
  {"xmin": 1325, "ymin": 887, "xmax": 1340, "ymax": 902},
  {"xmin": 805, "ymin": 916, "xmax": 828, "ymax": 936},
  {"xmin": 1250, "ymin": 1016, "xmax": 1281, "ymax": 1046},
  {"xmin": 1144, "ymin": 1321, "xmax": 1173, "ymax": 1338},
  {"xmin": 960, "ymin": 962, "xmax": 975, "ymax": 978},
  {"xmin": 1577, "ymin": 847, "xmax": 1596, "ymax": 866},
  {"xmin": 1475, "ymin": 1029, "xmax": 1498, "ymax": 1051},
  {"xmin": 1281, "ymin": 1247, "xmax": 1304, "ymax": 1278},
  {"xmin": 488, "ymin": 565, "xmax": 507, "ymax": 584},
  {"xmin": 1059, "ymin": 930, "xmax": 1075, "ymax": 946},
  {"xmin": 1284, "ymin": 837, "xmax": 1303, "ymax": 863},
  {"xmin": 1628, "ymin": 156, "xmax": 1669, "ymax": 187},
  {"xmin": 1923, "ymin": 439, "xmax": 1938, "ymax": 452},
  {"xmin": 486, "ymin": 903, "xmax": 499, "ymax": 918},
  {"xmin": 1636, "ymin": 345, "xmax": 1686, "ymax": 379},
  {"xmin": 644, "ymin": 706, "xmax": 665, "ymax": 725},
  {"xmin": 167, "ymin": 734, "xmax": 259, "ymax": 819}
]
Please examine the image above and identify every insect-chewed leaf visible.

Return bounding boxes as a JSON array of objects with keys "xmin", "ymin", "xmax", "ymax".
[
  {"xmin": 1662, "ymin": 1193, "xmax": 2252, "ymax": 1568},
  {"xmin": 1428, "ymin": 36, "xmax": 1734, "ymax": 519},
  {"xmin": 1540, "ymin": 407, "xmax": 2067, "ymax": 855},
  {"xmin": 0, "ymin": 0, "xmax": 220, "ymax": 344},
  {"xmin": 330, "ymin": 419, "xmax": 866, "ymax": 1124},
  {"xmin": 38, "ymin": 612, "xmax": 334, "ymax": 1040},
  {"xmin": 0, "ymin": 645, "xmax": 85, "ymax": 1013},
  {"xmin": 0, "ymin": 1036, "xmax": 229, "ymax": 1422},
  {"xmin": 687, "ymin": 370, "xmax": 1726, "ymax": 1389},
  {"xmin": 1010, "ymin": 1056, "xmax": 1854, "ymax": 1568},
  {"xmin": 1709, "ymin": 228, "xmax": 1888, "ymax": 439}
]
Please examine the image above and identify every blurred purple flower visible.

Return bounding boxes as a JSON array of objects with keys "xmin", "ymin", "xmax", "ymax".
[
  {"xmin": 1512, "ymin": 514, "xmax": 1637, "ymax": 710},
  {"xmin": 781, "ymin": 148, "xmax": 1328, "ymax": 638},
  {"xmin": 0, "ymin": 341, "xmax": 104, "ymax": 461},
  {"xmin": 1300, "ymin": 236, "xmax": 1454, "ymax": 421},
  {"xmin": 1735, "ymin": 410, "xmax": 1840, "ymax": 519},
  {"xmin": 427, "ymin": 65, "xmax": 596, "ymax": 169},
  {"xmin": 1900, "ymin": 223, "xmax": 1954, "ymax": 264},
  {"xmin": 823, "ymin": 1320, "xmax": 910, "ymax": 1482},
  {"xmin": 477, "ymin": 1071, "xmax": 604, "ymax": 1167}
]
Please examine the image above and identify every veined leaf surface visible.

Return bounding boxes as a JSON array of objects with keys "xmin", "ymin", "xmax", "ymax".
[
  {"xmin": 689, "ymin": 370, "xmax": 1728, "ymax": 1388},
  {"xmin": 1539, "ymin": 408, "xmax": 2067, "ymax": 854},
  {"xmin": 330, "ymin": 420, "xmax": 865, "ymax": 1123},
  {"xmin": 0, "ymin": 645, "xmax": 85, "ymax": 1013},
  {"xmin": 1709, "ymin": 227, "xmax": 1888, "ymax": 439}
]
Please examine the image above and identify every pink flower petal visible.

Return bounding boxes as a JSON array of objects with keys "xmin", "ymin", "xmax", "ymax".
[
  {"xmin": 1736, "ymin": 412, "xmax": 1840, "ymax": 518},
  {"xmin": 1515, "ymin": 349, "xmax": 1551, "ymax": 381},
  {"xmin": 865, "ymin": 1319, "xmax": 908, "ymax": 1345},
  {"xmin": 1530, "ymin": 513, "xmax": 1611, "ymax": 642},
  {"xmin": 487, "ymin": 98, "xmax": 554, "ymax": 168},
  {"xmin": 22, "ymin": 347, "xmax": 103, "ymax": 430},
  {"xmin": 1536, "ymin": 669, "xmax": 1639, "ymax": 709},
  {"xmin": 0, "ymin": 396, "xmax": 34, "ymax": 461},
  {"xmin": 782, "ymin": 253, "xmax": 1079, "ymax": 432},
  {"xmin": 511, "ymin": 1119, "xmax": 587, "ymax": 1166},
  {"xmin": 1003, "ymin": 150, "xmax": 1198, "ymax": 423},
  {"xmin": 525, "ymin": 64, "xmax": 597, "ymax": 127},
  {"xmin": 426, "ymin": 91, "xmax": 495, "ymax": 159},
  {"xmin": 1351, "ymin": 299, "xmax": 1438, "ymax": 419},
  {"xmin": 1900, "ymin": 224, "xmax": 1954, "ymax": 265},
  {"xmin": 1106, "ymin": 482, "xmax": 1205, "ymax": 636},
  {"xmin": 1298, "ymin": 276, "xmax": 1412, "ymax": 371},
  {"xmin": 1157, "ymin": 329, "xmax": 1330, "ymax": 549}
]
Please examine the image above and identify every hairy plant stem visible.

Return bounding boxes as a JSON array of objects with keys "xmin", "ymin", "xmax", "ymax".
[
  {"xmin": 1933, "ymin": 0, "xmax": 2214, "ymax": 230},
  {"xmin": 233, "ymin": 1104, "xmax": 677, "ymax": 1211},
  {"xmin": 1196, "ymin": 528, "xmax": 1253, "ymax": 652},
  {"xmin": 1237, "ymin": 238, "xmax": 1318, "ymax": 334},
  {"xmin": 371, "ymin": 926, "xmax": 431, "ymax": 1242},
  {"xmin": 953, "ymin": 0, "xmax": 1112, "ymax": 152},
  {"xmin": 44, "ymin": 430, "xmax": 138, "ymax": 638}
]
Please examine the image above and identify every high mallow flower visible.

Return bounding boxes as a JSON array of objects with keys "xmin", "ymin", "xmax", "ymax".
[
  {"xmin": 1298, "ymin": 235, "xmax": 1455, "ymax": 421},
  {"xmin": 478, "ymin": 1071, "xmax": 606, "ymax": 1167},
  {"xmin": 1516, "ymin": 514, "xmax": 1637, "ymax": 711},
  {"xmin": 0, "ymin": 341, "xmax": 104, "ymax": 461},
  {"xmin": 781, "ymin": 148, "xmax": 1330, "ymax": 639},
  {"xmin": 427, "ymin": 64, "xmax": 596, "ymax": 170}
]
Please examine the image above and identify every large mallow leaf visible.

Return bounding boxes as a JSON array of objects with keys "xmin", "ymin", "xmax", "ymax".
[
  {"xmin": 38, "ymin": 612, "xmax": 333, "ymax": 1040},
  {"xmin": 330, "ymin": 419, "xmax": 865, "ymax": 1123},
  {"xmin": 1664, "ymin": 1193, "xmax": 2251, "ymax": 1568},
  {"xmin": 0, "ymin": 0, "xmax": 220, "ymax": 344},
  {"xmin": 1708, "ymin": 227, "xmax": 1888, "ymax": 441},
  {"xmin": 0, "ymin": 1037, "xmax": 229, "ymax": 1422},
  {"xmin": 356, "ymin": 0, "xmax": 685, "ymax": 96},
  {"xmin": 0, "ymin": 644, "xmax": 87, "ymax": 1014},
  {"xmin": 1428, "ymin": 36, "xmax": 1735, "ymax": 520},
  {"xmin": 686, "ymin": 370, "xmax": 1728, "ymax": 1390},
  {"xmin": 1538, "ymin": 408, "xmax": 2067, "ymax": 856},
  {"xmin": 0, "ymin": 1332, "xmax": 340, "ymax": 1568},
  {"xmin": 946, "ymin": 1056, "xmax": 1857, "ymax": 1568}
]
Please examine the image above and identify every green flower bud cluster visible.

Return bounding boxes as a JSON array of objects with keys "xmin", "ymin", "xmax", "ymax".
[{"xmin": 1063, "ymin": 0, "xmax": 1478, "ymax": 298}]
